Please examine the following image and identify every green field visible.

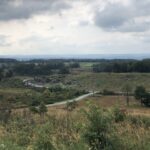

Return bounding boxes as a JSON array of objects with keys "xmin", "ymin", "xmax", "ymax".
[
  {"xmin": 0, "ymin": 72, "xmax": 149, "ymax": 109},
  {"xmin": 0, "ymin": 72, "xmax": 150, "ymax": 105},
  {"xmin": 65, "ymin": 72, "xmax": 150, "ymax": 91},
  {"xmin": 79, "ymin": 62, "xmax": 95, "ymax": 69}
]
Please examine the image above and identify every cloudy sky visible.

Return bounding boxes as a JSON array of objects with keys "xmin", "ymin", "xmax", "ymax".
[{"xmin": 0, "ymin": 0, "xmax": 150, "ymax": 55}]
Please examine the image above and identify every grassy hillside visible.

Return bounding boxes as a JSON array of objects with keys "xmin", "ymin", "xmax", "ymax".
[
  {"xmin": 0, "ymin": 72, "xmax": 150, "ymax": 107},
  {"xmin": 66, "ymin": 72, "xmax": 150, "ymax": 91}
]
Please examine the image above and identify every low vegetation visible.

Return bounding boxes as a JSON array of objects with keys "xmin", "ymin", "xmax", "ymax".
[
  {"xmin": 0, "ymin": 58, "xmax": 149, "ymax": 149},
  {"xmin": 0, "ymin": 102, "xmax": 149, "ymax": 150}
]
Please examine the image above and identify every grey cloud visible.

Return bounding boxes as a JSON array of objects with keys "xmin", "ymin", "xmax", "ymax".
[
  {"xmin": 119, "ymin": 21, "xmax": 150, "ymax": 33},
  {"xmin": 0, "ymin": 0, "xmax": 71, "ymax": 21},
  {"xmin": 94, "ymin": 0, "xmax": 150, "ymax": 32},
  {"xmin": 133, "ymin": 0, "xmax": 150, "ymax": 16},
  {"xmin": 94, "ymin": 3, "xmax": 131, "ymax": 29}
]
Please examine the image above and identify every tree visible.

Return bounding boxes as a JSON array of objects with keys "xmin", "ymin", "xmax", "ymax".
[
  {"xmin": 38, "ymin": 102, "xmax": 47, "ymax": 116},
  {"xmin": 43, "ymin": 89, "xmax": 50, "ymax": 98},
  {"xmin": 122, "ymin": 84, "xmax": 132, "ymax": 106},
  {"xmin": 5, "ymin": 70, "xmax": 13, "ymax": 78},
  {"xmin": 59, "ymin": 67, "xmax": 70, "ymax": 74},
  {"xmin": 142, "ymin": 92, "xmax": 150, "ymax": 107},
  {"xmin": 134, "ymin": 86, "xmax": 146, "ymax": 105},
  {"xmin": 0, "ymin": 69, "xmax": 3, "ymax": 81},
  {"xmin": 29, "ymin": 101, "xmax": 48, "ymax": 117},
  {"xmin": 134, "ymin": 86, "xmax": 150, "ymax": 107}
]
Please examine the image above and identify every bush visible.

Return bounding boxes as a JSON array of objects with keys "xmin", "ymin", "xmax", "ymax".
[
  {"xmin": 134, "ymin": 86, "xmax": 150, "ymax": 107},
  {"xmin": 83, "ymin": 105, "xmax": 113, "ymax": 150},
  {"xmin": 103, "ymin": 89, "xmax": 115, "ymax": 95},
  {"xmin": 113, "ymin": 107, "xmax": 126, "ymax": 123}
]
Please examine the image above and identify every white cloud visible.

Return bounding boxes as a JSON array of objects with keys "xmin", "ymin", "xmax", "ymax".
[{"xmin": 0, "ymin": 0, "xmax": 150, "ymax": 55}]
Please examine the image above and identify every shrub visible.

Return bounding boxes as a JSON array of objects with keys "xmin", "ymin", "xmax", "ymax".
[
  {"xmin": 102, "ymin": 89, "xmax": 115, "ymax": 95},
  {"xmin": 38, "ymin": 101, "xmax": 47, "ymax": 116},
  {"xmin": 83, "ymin": 105, "xmax": 113, "ymax": 150},
  {"xmin": 134, "ymin": 86, "xmax": 150, "ymax": 107},
  {"xmin": 113, "ymin": 107, "xmax": 126, "ymax": 123}
]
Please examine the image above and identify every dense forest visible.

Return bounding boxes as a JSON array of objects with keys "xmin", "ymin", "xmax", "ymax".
[
  {"xmin": 0, "ymin": 61, "xmax": 71, "ymax": 77},
  {"xmin": 0, "ymin": 58, "xmax": 150, "ymax": 78},
  {"xmin": 93, "ymin": 59, "xmax": 150, "ymax": 73}
]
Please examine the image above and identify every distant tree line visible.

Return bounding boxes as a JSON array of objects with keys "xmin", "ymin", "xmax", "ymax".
[
  {"xmin": 0, "ymin": 58, "xmax": 137, "ymax": 64},
  {"xmin": 93, "ymin": 59, "xmax": 150, "ymax": 73},
  {"xmin": 0, "ymin": 58, "xmax": 17, "ymax": 63},
  {"xmin": 13, "ymin": 62, "xmax": 70, "ymax": 76},
  {"xmin": 1, "ymin": 58, "xmax": 150, "ymax": 75}
]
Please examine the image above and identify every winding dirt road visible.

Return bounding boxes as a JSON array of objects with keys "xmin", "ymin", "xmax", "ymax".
[{"xmin": 46, "ymin": 91, "xmax": 98, "ymax": 107}]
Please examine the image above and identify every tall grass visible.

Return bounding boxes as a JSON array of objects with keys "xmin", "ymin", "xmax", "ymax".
[{"xmin": 0, "ymin": 104, "xmax": 149, "ymax": 150}]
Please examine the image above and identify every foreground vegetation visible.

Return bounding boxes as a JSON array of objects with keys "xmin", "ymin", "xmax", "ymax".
[{"xmin": 0, "ymin": 101, "xmax": 149, "ymax": 150}]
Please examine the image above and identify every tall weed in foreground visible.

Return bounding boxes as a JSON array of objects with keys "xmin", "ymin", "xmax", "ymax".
[
  {"xmin": 0, "ymin": 104, "xmax": 149, "ymax": 150},
  {"xmin": 33, "ymin": 122, "xmax": 55, "ymax": 150},
  {"xmin": 0, "ymin": 140, "xmax": 26, "ymax": 150},
  {"xmin": 82, "ymin": 104, "xmax": 150, "ymax": 150},
  {"xmin": 114, "ymin": 122, "xmax": 150, "ymax": 150},
  {"xmin": 83, "ymin": 105, "xmax": 114, "ymax": 150}
]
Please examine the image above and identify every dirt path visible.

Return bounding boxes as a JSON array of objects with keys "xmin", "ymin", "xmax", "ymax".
[{"xmin": 46, "ymin": 92, "xmax": 98, "ymax": 107}]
